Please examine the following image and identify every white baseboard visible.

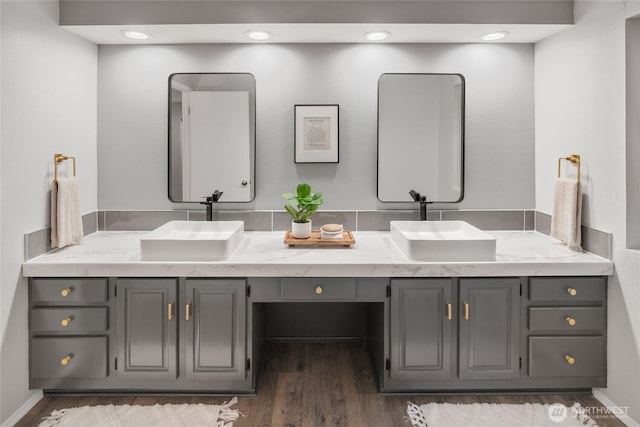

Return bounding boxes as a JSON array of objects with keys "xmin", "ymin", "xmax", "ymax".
[
  {"xmin": 1, "ymin": 390, "xmax": 43, "ymax": 427},
  {"xmin": 593, "ymin": 389, "xmax": 639, "ymax": 427}
]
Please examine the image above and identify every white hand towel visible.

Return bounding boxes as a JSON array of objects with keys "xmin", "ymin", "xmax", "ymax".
[
  {"xmin": 51, "ymin": 177, "xmax": 83, "ymax": 249},
  {"xmin": 550, "ymin": 177, "xmax": 582, "ymax": 251}
]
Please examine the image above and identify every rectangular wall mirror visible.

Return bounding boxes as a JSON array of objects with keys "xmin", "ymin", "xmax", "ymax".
[
  {"xmin": 169, "ymin": 73, "xmax": 256, "ymax": 203},
  {"xmin": 377, "ymin": 73, "xmax": 465, "ymax": 203}
]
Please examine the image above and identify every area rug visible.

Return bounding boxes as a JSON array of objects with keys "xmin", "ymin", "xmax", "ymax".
[
  {"xmin": 39, "ymin": 396, "xmax": 241, "ymax": 427},
  {"xmin": 406, "ymin": 402, "xmax": 599, "ymax": 427}
]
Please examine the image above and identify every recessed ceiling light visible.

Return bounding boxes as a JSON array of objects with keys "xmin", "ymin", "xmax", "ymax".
[
  {"xmin": 120, "ymin": 30, "xmax": 152, "ymax": 40},
  {"xmin": 246, "ymin": 30, "xmax": 272, "ymax": 41},
  {"xmin": 480, "ymin": 31, "xmax": 510, "ymax": 41},
  {"xmin": 364, "ymin": 31, "xmax": 391, "ymax": 41}
]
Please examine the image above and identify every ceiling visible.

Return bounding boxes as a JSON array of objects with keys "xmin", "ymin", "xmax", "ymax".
[
  {"xmin": 64, "ymin": 22, "xmax": 571, "ymax": 44},
  {"xmin": 60, "ymin": 0, "xmax": 574, "ymax": 45}
]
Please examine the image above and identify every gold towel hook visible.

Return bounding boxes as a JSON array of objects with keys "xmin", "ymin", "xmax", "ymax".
[
  {"xmin": 54, "ymin": 153, "xmax": 76, "ymax": 182},
  {"xmin": 557, "ymin": 154, "xmax": 581, "ymax": 183}
]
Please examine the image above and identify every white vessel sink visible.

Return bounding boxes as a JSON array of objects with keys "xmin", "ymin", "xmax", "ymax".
[
  {"xmin": 390, "ymin": 220, "xmax": 496, "ymax": 261},
  {"xmin": 140, "ymin": 220, "xmax": 244, "ymax": 261}
]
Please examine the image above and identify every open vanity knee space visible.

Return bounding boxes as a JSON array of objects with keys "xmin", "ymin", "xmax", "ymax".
[{"xmin": 23, "ymin": 230, "xmax": 612, "ymax": 394}]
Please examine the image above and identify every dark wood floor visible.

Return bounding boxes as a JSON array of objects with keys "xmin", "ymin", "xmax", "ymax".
[{"xmin": 16, "ymin": 342, "xmax": 626, "ymax": 426}]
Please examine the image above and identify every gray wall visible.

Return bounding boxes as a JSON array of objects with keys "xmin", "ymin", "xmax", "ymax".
[
  {"xmin": 535, "ymin": 1, "xmax": 640, "ymax": 422},
  {"xmin": 98, "ymin": 43, "xmax": 534, "ymax": 210},
  {"xmin": 1, "ymin": 1, "xmax": 98, "ymax": 424},
  {"xmin": 61, "ymin": 0, "xmax": 574, "ymax": 27},
  {"xmin": 626, "ymin": 17, "xmax": 640, "ymax": 249}
]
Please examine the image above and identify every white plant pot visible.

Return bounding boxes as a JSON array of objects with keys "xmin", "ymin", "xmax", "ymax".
[{"xmin": 291, "ymin": 220, "xmax": 312, "ymax": 239}]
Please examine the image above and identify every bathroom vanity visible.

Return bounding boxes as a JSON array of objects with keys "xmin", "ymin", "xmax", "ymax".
[{"xmin": 23, "ymin": 230, "xmax": 612, "ymax": 394}]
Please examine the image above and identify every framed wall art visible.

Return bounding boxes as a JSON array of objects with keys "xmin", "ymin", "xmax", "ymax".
[{"xmin": 294, "ymin": 104, "xmax": 339, "ymax": 163}]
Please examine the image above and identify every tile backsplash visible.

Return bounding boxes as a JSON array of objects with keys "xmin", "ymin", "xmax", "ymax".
[
  {"xmin": 97, "ymin": 209, "xmax": 534, "ymax": 233},
  {"xmin": 534, "ymin": 212, "xmax": 611, "ymax": 259},
  {"xmin": 101, "ymin": 210, "xmax": 187, "ymax": 231},
  {"xmin": 441, "ymin": 210, "xmax": 533, "ymax": 231},
  {"xmin": 25, "ymin": 209, "xmax": 611, "ymax": 260},
  {"xmin": 24, "ymin": 212, "xmax": 98, "ymax": 261}
]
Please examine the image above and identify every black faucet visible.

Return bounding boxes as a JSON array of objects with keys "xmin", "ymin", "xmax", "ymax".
[
  {"xmin": 200, "ymin": 190, "xmax": 223, "ymax": 221},
  {"xmin": 409, "ymin": 190, "xmax": 432, "ymax": 221}
]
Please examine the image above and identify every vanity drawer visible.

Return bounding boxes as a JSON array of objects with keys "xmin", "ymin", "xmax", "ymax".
[
  {"xmin": 529, "ymin": 277, "xmax": 606, "ymax": 302},
  {"xmin": 529, "ymin": 336, "xmax": 605, "ymax": 378},
  {"xmin": 31, "ymin": 278, "xmax": 108, "ymax": 304},
  {"xmin": 281, "ymin": 278, "xmax": 356, "ymax": 300},
  {"xmin": 529, "ymin": 307, "xmax": 605, "ymax": 333},
  {"xmin": 31, "ymin": 307, "xmax": 108, "ymax": 333},
  {"xmin": 31, "ymin": 336, "xmax": 108, "ymax": 379}
]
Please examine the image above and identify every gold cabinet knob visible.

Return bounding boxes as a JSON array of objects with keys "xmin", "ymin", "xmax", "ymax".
[
  {"xmin": 60, "ymin": 316, "xmax": 73, "ymax": 327},
  {"xmin": 565, "ymin": 355, "xmax": 575, "ymax": 365},
  {"xmin": 566, "ymin": 287, "xmax": 577, "ymax": 296},
  {"xmin": 315, "ymin": 285, "xmax": 323, "ymax": 295},
  {"xmin": 566, "ymin": 316, "xmax": 576, "ymax": 326},
  {"xmin": 60, "ymin": 287, "xmax": 74, "ymax": 297},
  {"xmin": 60, "ymin": 354, "xmax": 73, "ymax": 366}
]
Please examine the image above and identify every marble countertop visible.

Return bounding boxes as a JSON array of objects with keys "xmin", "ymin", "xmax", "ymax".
[{"xmin": 22, "ymin": 230, "xmax": 613, "ymax": 278}]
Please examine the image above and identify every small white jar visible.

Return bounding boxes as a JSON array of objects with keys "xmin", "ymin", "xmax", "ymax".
[{"xmin": 320, "ymin": 223, "xmax": 344, "ymax": 240}]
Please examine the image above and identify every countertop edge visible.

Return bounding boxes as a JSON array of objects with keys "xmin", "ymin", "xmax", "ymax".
[{"xmin": 22, "ymin": 230, "xmax": 614, "ymax": 278}]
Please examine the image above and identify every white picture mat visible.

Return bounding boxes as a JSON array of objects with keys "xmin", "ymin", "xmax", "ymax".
[{"xmin": 295, "ymin": 105, "xmax": 339, "ymax": 163}]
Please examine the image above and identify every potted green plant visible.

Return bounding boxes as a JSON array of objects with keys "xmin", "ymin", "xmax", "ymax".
[{"xmin": 282, "ymin": 182, "xmax": 323, "ymax": 238}]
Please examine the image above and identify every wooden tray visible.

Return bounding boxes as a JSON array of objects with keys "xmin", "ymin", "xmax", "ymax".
[{"xmin": 284, "ymin": 230, "xmax": 356, "ymax": 247}]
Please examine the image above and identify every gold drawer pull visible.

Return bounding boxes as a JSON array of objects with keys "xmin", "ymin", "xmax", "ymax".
[
  {"xmin": 463, "ymin": 302, "xmax": 470, "ymax": 320},
  {"xmin": 446, "ymin": 302, "xmax": 452, "ymax": 320},
  {"xmin": 60, "ymin": 316, "xmax": 74, "ymax": 327},
  {"xmin": 566, "ymin": 287, "xmax": 577, "ymax": 296},
  {"xmin": 60, "ymin": 287, "xmax": 74, "ymax": 297},
  {"xmin": 168, "ymin": 301, "xmax": 175, "ymax": 320},
  {"xmin": 565, "ymin": 355, "xmax": 576, "ymax": 365},
  {"xmin": 60, "ymin": 354, "xmax": 73, "ymax": 366},
  {"xmin": 315, "ymin": 285, "xmax": 323, "ymax": 295},
  {"xmin": 566, "ymin": 316, "xmax": 576, "ymax": 326},
  {"xmin": 186, "ymin": 302, "xmax": 192, "ymax": 321}
]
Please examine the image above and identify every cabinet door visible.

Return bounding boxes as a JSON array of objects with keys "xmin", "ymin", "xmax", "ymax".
[
  {"xmin": 184, "ymin": 279, "xmax": 247, "ymax": 381},
  {"xmin": 116, "ymin": 279, "xmax": 178, "ymax": 379},
  {"xmin": 390, "ymin": 279, "xmax": 453, "ymax": 380},
  {"xmin": 459, "ymin": 278, "xmax": 520, "ymax": 380}
]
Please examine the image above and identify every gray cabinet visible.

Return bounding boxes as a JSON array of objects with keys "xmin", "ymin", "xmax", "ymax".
[
  {"xmin": 458, "ymin": 278, "xmax": 520, "ymax": 380},
  {"xmin": 280, "ymin": 278, "xmax": 357, "ymax": 300},
  {"xmin": 384, "ymin": 276, "xmax": 606, "ymax": 391},
  {"xmin": 526, "ymin": 277, "xmax": 607, "ymax": 385},
  {"xmin": 184, "ymin": 279, "xmax": 247, "ymax": 381},
  {"xmin": 29, "ymin": 278, "xmax": 111, "ymax": 389},
  {"xmin": 116, "ymin": 278, "xmax": 178, "ymax": 379},
  {"xmin": 388, "ymin": 277, "xmax": 520, "ymax": 389},
  {"xmin": 116, "ymin": 278, "xmax": 247, "ymax": 382},
  {"xmin": 529, "ymin": 277, "xmax": 605, "ymax": 302},
  {"xmin": 32, "ymin": 337, "xmax": 108, "ymax": 380},
  {"xmin": 29, "ymin": 274, "xmax": 606, "ymax": 393},
  {"xmin": 529, "ymin": 336, "xmax": 605, "ymax": 378},
  {"xmin": 390, "ymin": 279, "xmax": 453, "ymax": 381},
  {"xmin": 31, "ymin": 278, "xmax": 108, "ymax": 304},
  {"xmin": 528, "ymin": 307, "xmax": 605, "ymax": 332},
  {"xmin": 31, "ymin": 307, "xmax": 108, "ymax": 333}
]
